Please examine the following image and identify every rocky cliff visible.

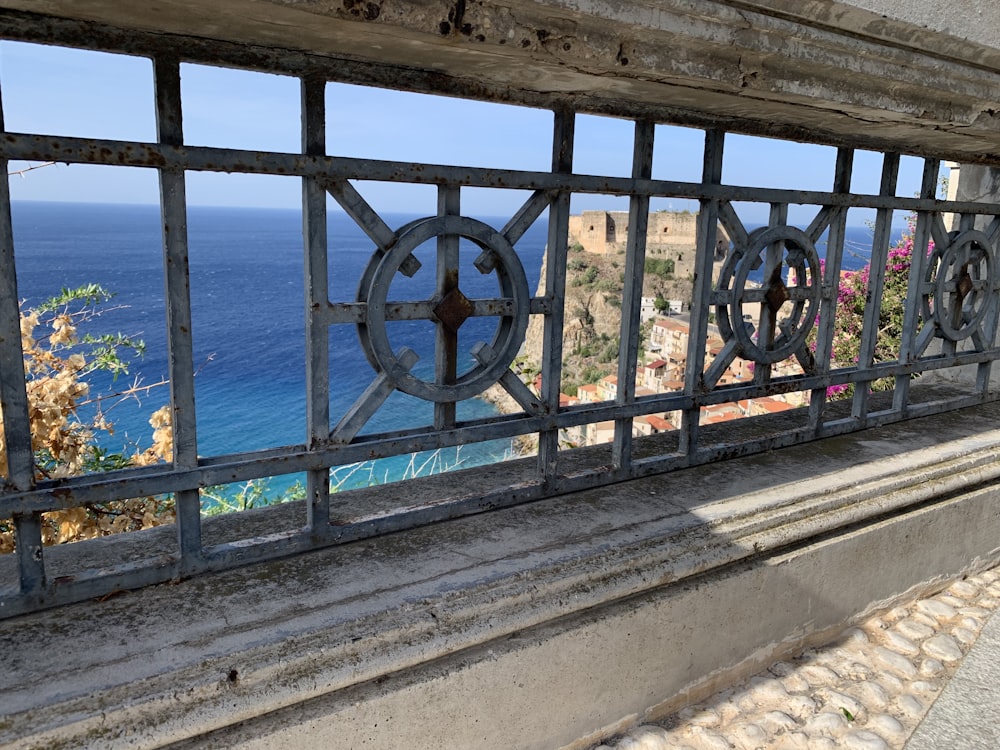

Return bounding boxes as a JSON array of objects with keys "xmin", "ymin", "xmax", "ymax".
[{"xmin": 517, "ymin": 246, "xmax": 694, "ymax": 394}]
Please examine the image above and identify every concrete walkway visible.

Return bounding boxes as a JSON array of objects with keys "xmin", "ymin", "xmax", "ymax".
[{"xmin": 592, "ymin": 566, "xmax": 1000, "ymax": 750}]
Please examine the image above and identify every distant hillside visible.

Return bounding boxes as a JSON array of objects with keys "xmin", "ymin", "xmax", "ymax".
[{"xmin": 517, "ymin": 245, "xmax": 694, "ymax": 395}]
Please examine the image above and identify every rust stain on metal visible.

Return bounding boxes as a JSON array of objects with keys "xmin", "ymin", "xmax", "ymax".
[
  {"xmin": 434, "ymin": 287, "xmax": 475, "ymax": 332},
  {"xmin": 957, "ymin": 267, "xmax": 973, "ymax": 299},
  {"xmin": 765, "ymin": 278, "xmax": 790, "ymax": 312}
]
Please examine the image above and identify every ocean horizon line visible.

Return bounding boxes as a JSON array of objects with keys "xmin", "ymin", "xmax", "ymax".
[{"xmin": 9, "ymin": 199, "xmax": 912, "ymax": 233}]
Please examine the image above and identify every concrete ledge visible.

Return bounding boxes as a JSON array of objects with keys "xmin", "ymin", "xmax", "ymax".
[
  {"xmin": 3, "ymin": 402, "xmax": 1000, "ymax": 749},
  {"xmin": 5, "ymin": 1, "xmax": 1000, "ymax": 163}
]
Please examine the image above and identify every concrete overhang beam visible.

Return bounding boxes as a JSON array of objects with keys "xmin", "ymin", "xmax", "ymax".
[{"xmin": 2, "ymin": 0, "xmax": 1000, "ymax": 164}]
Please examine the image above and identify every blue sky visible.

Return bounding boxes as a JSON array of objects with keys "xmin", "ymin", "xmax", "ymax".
[{"xmin": 1, "ymin": 41, "xmax": 936, "ymax": 225}]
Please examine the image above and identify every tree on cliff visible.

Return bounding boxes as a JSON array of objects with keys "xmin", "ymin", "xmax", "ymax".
[
  {"xmin": 0, "ymin": 286, "xmax": 174, "ymax": 553},
  {"xmin": 824, "ymin": 216, "xmax": 926, "ymax": 397}
]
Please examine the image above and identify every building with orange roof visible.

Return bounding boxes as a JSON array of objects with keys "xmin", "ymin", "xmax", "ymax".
[
  {"xmin": 750, "ymin": 397, "xmax": 796, "ymax": 416},
  {"xmin": 559, "ymin": 393, "xmax": 578, "ymax": 408},
  {"xmin": 632, "ymin": 416, "xmax": 655, "ymax": 437},
  {"xmin": 700, "ymin": 403, "xmax": 744, "ymax": 424},
  {"xmin": 642, "ymin": 359, "xmax": 669, "ymax": 389},
  {"xmin": 661, "ymin": 379, "xmax": 685, "ymax": 392},
  {"xmin": 646, "ymin": 414, "xmax": 673, "ymax": 432},
  {"xmin": 598, "ymin": 375, "xmax": 619, "ymax": 401},
  {"xmin": 649, "ymin": 317, "xmax": 690, "ymax": 360}
]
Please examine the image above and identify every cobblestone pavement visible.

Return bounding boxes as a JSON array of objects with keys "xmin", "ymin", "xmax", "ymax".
[{"xmin": 595, "ymin": 567, "xmax": 1000, "ymax": 750}]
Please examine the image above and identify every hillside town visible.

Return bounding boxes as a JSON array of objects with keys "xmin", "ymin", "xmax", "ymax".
[
  {"xmin": 517, "ymin": 209, "xmax": 809, "ymax": 449},
  {"xmin": 551, "ymin": 308, "xmax": 809, "ymax": 448}
]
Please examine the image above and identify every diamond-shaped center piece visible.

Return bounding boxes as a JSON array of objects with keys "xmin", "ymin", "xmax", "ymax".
[
  {"xmin": 765, "ymin": 278, "xmax": 791, "ymax": 313},
  {"xmin": 434, "ymin": 287, "xmax": 475, "ymax": 333}
]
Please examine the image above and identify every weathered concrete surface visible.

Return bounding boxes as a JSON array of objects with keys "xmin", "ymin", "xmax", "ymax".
[
  {"xmin": 3, "ymin": 398, "xmax": 1000, "ymax": 749},
  {"xmin": 841, "ymin": 0, "xmax": 1000, "ymax": 50},
  {"xmin": 4, "ymin": 1, "xmax": 1000, "ymax": 164},
  {"xmin": 906, "ymin": 577, "xmax": 1000, "ymax": 750}
]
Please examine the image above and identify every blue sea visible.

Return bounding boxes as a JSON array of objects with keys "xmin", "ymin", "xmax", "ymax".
[
  {"xmin": 10, "ymin": 201, "xmax": 548, "ymax": 493},
  {"xmin": 9, "ymin": 201, "xmax": 894, "ymax": 494}
]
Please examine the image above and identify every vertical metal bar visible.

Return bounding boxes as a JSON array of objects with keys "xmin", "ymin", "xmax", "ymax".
[
  {"xmin": 681, "ymin": 129, "xmax": 724, "ymax": 455},
  {"xmin": 971, "ymin": 214, "xmax": 994, "ymax": 395},
  {"xmin": 301, "ymin": 74, "xmax": 331, "ymax": 531},
  {"xmin": 154, "ymin": 56, "xmax": 202, "ymax": 568},
  {"xmin": 537, "ymin": 108, "xmax": 574, "ymax": 488},
  {"xmin": 0, "ymin": 196, "xmax": 31, "ymax": 489},
  {"xmin": 752, "ymin": 202, "xmax": 789, "ymax": 386},
  {"xmin": 0, "ymin": 83, "xmax": 44, "ymax": 593},
  {"xmin": 894, "ymin": 158, "xmax": 939, "ymax": 413},
  {"xmin": 434, "ymin": 186, "xmax": 461, "ymax": 431},
  {"xmin": 809, "ymin": 147, "xmax": 853, "ymax": 429},
  {"xmin": 612, "ymin": 120, "xmax": 654, "ymax": 471},
  {"xmin": 977, "ymin": 215, "xmax": 1000, "ymax": 394},
  {"xmin": 852, "ymin": 152, "xmax": 900, "ymax": 422}
]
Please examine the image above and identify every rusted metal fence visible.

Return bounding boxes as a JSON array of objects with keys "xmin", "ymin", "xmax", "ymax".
[{"xmin": 2, "ymin": 16, "xmax": 999, "ymax": 618}]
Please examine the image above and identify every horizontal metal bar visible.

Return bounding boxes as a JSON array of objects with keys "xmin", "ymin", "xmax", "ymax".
[
  {"xmin": 0, "ymin": 414, "xmax": 551, "ymax": 515},
  {"xmin": 4, "ymin": 133, "xmax": 999, "ymax": 216},
  {"xmin": 325, "ymin": 297, "xmax": 551, "ymax": 324},
  {"xmin": 6, "ymin": 348, "xmax": 998, "ymax": 516},
  {"xmin": 326, "ymin": 298, "xmax": 516, "ymax": 324},
  {"xmin": 0, "ymin": 553, "xmax": 180, "ymax": 620},
  {"xmin": 5, "ymin": 386, "xmax": 993, "ymax": 618}
]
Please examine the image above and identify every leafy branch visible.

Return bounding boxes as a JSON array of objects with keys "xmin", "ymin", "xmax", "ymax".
[{"xmin": 1, "ymin": 284, "xmax": 174, "ymax": 553}]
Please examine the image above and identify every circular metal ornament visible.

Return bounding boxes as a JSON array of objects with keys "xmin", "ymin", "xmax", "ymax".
[
  {"xmin": 713, "ymin": 235, "xmax": 745, "ymax": 346},
  {"xmin": 355, "ymin": 217, "xmax": 429, "ymax": 372},
  {"xmin": 361, "ymin": 215, "xmax": 530, "ymax": 403},
  {"xmin": 922, "ymin": 229, "xmax": 995, "ymax": 342},
  {"xmin": 724, "ymin": 225, "xmax": 822, "ymax": 365}
]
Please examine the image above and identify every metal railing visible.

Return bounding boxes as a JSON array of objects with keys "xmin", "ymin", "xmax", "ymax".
[{"xmin": 2, "ymin": 16, "xmax": 999, "ymax": 618}]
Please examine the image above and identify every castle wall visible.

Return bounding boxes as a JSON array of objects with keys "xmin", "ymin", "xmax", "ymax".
[{"xmin": 567, "ymin": 210, "xmax": 723, "ymax": 280}]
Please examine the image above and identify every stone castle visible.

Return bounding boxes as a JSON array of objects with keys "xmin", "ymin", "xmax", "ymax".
[{"xmin": 567, "ymin": 209, "xmax": 728, "ymax": 278}]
